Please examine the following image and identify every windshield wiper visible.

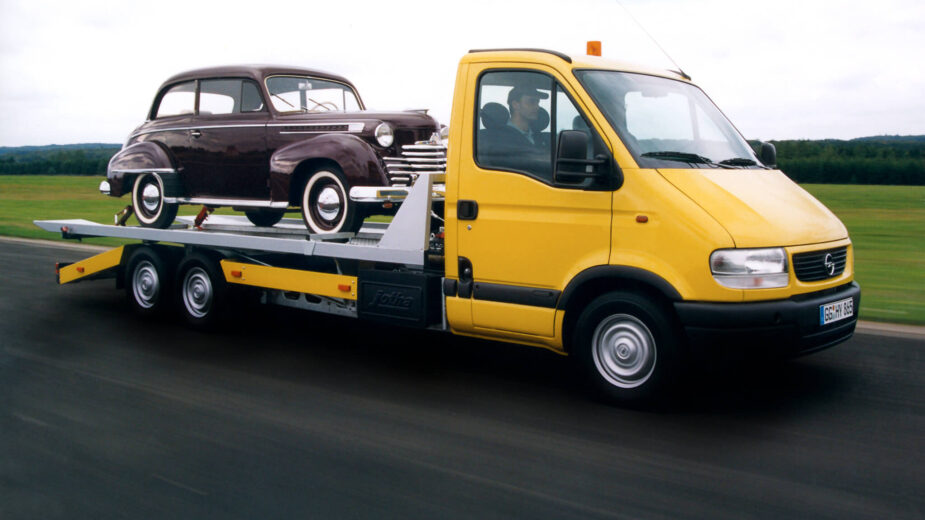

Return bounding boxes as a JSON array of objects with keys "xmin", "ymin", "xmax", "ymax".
[
  {"xmin": 718, "ymin": 157, "xmax": 760, "ymax": 168},
  {"xmin": 641, "ymin": 151, "xmax": 724, "ymax": 167}
]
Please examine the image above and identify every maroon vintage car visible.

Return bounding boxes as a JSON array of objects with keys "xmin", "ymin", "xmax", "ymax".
[{"xmin": 102, "ymin": 65, "xmax": 441, "ymax": 232}]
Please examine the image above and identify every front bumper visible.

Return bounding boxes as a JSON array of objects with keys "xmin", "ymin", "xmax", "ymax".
[{"xmin": 674, "ymin": 282, "xmax": 860, "ymax": 359}]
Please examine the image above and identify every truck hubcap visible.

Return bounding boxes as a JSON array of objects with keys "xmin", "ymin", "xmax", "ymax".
[
  {"xmin": 592, "ymin": 314, "xmax": 656, "ymax": 388},
  {"xmin": 183, "ymin": 267, "xmax": 212, "ymax": 318},
  {"xmin": 132, "ymin": 261, "xmax": 159, "ymax": 308}
]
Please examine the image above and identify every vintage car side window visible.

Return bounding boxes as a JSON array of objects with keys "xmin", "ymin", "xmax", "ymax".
[
  {"xmin": 475, "ymin": 71, "xmax": 554, "ymax": 182},
  {"xmin": 265, "ymin": 76, "xmax": 361, "ymax": 113},
  {"xmin": 199, "ymin": 79, "xmax": 265, "ymax": 116},
  {"xmin": 155, "ymin": 81, "xmax": 196, "ymax": 119}
]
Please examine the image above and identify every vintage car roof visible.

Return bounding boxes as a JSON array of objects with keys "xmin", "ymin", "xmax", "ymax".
[{"xmin": 161, "ymin": 65, "xmax": 356, "ymax": 88}]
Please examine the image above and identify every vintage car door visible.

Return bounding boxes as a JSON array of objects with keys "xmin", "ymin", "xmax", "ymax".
[
  {"xmin": 184, "ymin": 78, "xmax": 269, "ymax": 200},
  {"xmin": 453, "ymin": 65, "xmax": 613, "ymax": 340}
]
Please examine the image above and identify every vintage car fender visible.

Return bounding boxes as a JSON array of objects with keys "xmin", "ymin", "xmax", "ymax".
[
  {"xmin": 268, "ymin": 134, "xmax": 389, "ymax": 203},
  {"xmin": 106, "ymin": 141, "xmax": 180, "ymax": 198}
]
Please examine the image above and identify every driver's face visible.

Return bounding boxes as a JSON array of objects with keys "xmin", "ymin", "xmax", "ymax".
[{"xmin": 513, "ymin": 95, "xmax": 540, "ymax": 121}]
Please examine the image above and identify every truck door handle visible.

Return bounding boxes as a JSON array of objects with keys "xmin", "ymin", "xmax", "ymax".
[
  {"xmin": 458, "ymin": 200, "xmax": 478, "ymax": 220},
  {"xmin": 191, "ymin": 130, "xmax": 202, "ymax": 138}
]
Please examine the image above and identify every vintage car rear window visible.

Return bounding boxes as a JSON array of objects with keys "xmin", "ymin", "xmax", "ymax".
[{"xmin": 155, "ymin": 81, "xmax": 196, "ymax": 118}]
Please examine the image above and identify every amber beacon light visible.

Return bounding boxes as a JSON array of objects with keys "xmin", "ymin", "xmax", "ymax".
[{"xmin": 587, "ymin": 41, "xmax": 602, "ymax": 56}]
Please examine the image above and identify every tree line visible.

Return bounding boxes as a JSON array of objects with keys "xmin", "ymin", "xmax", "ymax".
[{"xmin": 1, "ymin": 138, "xmax": 924, "ymax": 185}]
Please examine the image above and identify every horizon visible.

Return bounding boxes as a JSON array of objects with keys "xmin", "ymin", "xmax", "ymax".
[{"xmin": 2, "ymin": 0, "xmax": 924, "ymax": 145}]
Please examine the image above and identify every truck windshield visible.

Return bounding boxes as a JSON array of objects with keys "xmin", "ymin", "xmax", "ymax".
[{"xmin": 575, "ymin": 71, "xmax": 762, "ymax": 169}]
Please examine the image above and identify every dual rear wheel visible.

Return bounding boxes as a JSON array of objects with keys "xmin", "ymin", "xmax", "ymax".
[{"xmin": 124, "ymin": 246, "xmax": 228, "ymax": 328}]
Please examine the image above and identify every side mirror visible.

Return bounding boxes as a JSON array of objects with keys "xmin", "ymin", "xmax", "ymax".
[
  {"xmin": 555, "ymin": 130, "xmax": 623, "ymax": 189},
  {"xmin": 760, "ymin": 141, "xmax": 777, "ymax": 168}
]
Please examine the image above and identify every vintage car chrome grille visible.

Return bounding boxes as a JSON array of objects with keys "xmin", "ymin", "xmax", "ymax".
[
  {"xmin": 383, "ymin": 143, "xmax": 447, "ymax": 186},
  {"xmin": 792, "ymin": 247, "xmax": 848, "ymax": 282}
]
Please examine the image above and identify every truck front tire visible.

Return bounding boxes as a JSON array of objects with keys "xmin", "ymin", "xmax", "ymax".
[{"xmin": 574, "ymin": 291, "xmax": 682, "ymax": 404}]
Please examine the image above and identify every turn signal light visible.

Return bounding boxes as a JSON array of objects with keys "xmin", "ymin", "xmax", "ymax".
[
  {"xmin": 587, "ymin": 41, "xmax": 602, "ymax": 56},
  {"xmin": 636, "ymin": 215, "xmax": 649, "ymax": 223}
]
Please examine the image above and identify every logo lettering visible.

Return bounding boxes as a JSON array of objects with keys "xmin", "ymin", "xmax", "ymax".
[{"xmin": 372, "ymin": 290, "xmax": 414, "ymax": 310}]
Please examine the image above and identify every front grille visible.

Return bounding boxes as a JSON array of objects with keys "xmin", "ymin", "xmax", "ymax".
[
  {"xmin": 383, "ymin": 143, "xmax": 447, "ymax": 186},
  {"xmin": 792, "ymin": 247, "xmax": 847, "ymax": 282}
]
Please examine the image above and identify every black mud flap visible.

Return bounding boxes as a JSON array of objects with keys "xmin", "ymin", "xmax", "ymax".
[{"xmin": 357, "ymin": 270, "xmax": 442, "ymax": 328}]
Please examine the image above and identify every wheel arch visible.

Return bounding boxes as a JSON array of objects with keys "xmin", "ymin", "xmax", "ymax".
[
  {"xmin": 558, "ymin": 265, "xmax": 683, "ymax": 353},
  {"xmin": 107, "ymin": 141, "xmax": 179, "ymax": 197},
  {"xmin": 269, "ymin": 134, "xmax": 389, "ymax": 203}
]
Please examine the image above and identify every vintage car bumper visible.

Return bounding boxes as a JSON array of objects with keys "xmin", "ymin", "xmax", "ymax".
[{"xmin": 674, "ymin": 282, "xmax": 860, "ymax": 359}]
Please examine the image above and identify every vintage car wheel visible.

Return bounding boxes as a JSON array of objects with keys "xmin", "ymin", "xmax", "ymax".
[
  {"xmin": 132, "ymin": 173, "xmax": 178, "ymax": 228},
  {"xmin": 176, "ymin": 252, "xmax": 228, "ymax": 329},
  {"xmin": 124, "ymin": 246, "xmax": 174, "ymax": 316},
  {"xmin": 300, "ymin": 168, "xmax": 360, "ymax": 234},
  {"xmin": 245, "ymin": 209, "xmax": 286, "ymax": 227},
  {"xmin": 573, "ymin": 291, "xmax": 683, "ymax": 405}
]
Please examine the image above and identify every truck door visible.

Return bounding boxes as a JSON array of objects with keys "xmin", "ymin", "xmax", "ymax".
[{"xmin": 453, "ymin": 65, "xmax": 613, "ymax": 341}]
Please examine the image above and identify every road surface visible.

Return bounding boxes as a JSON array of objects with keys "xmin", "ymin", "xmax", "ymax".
[{"xmin": 1, "ymin": 239, "xmax": 923, "ymax": 519}]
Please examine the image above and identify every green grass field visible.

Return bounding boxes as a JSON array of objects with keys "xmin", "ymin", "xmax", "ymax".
[{"xmin": 1, "ymin": 175, "xmax": 923, "ymax": 324}]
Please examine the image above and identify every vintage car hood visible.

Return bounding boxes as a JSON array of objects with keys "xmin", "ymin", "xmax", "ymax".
[
  {"xmin": 275, "ymin": 110, "xmax": 438, "ymax": 129},
  {"xmin": 658, "ymin": 168, "xmax": 848, "ymax": 248}
]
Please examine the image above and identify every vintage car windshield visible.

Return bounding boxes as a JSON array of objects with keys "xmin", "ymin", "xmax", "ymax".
[
  {"xmin": 265, "ymin": 76, "xmax": 362, "ymax": 113},
  {"xmin": 575, "ymin": 70, "xmax": 761, "ymax": 169}
]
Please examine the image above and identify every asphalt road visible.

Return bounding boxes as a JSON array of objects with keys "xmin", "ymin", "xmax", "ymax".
[{"xmin": 2, "ymin": 239, "xmax": 923, "ymax": 519}]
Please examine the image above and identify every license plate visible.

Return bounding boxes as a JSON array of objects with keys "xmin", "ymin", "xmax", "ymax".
[{"xmin": 820, "ymin": 297, "xmax": 854, "ymax": 325}]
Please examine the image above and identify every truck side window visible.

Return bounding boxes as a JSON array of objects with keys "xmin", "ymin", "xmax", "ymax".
[{"xmin": 475, "ymin": 71, "xmax": 554, "ymax": 182}]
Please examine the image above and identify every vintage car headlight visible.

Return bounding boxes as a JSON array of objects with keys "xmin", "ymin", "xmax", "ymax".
[
  {"xmin": 710, "ymin": 248, "xmax": 788, "ymax": 289},
  {"xmin": 375, "ymin": 123, "xmax": 394, "ymax": 147}
]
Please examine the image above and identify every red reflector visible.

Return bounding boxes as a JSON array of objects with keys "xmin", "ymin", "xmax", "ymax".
[
  {"xmin": 230, "ymin": 270, "xmax": 242, "ymax": 278},
  {"xmin": 76, "ymin": 266, "xmax": 85, "ymax": 273},
  {"xmin": 383, "ymin": 202, "xmax": 394, "ymax": 209},
  {"xmin": 61, "ymin": 226, "xmax": 69, "ymax": 233},
  {"xmin": 636, "ymin": 215, "xmax": 649, "ymax": 223},
  {"xmin": 55, "ymin": 262, "xmax": 60, "ymax": 274},
  {"xmin": 338, "ymin": 284, "xmax": 351, "ymax": 292}
]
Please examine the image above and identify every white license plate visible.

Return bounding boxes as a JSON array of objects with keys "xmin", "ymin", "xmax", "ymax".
[{"xmin": 820, "ymin": 297, "xmax": 854, "ymax": 325}]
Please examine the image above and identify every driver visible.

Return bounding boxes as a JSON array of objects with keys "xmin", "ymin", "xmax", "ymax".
[{"xmin": 506, "ymin": 86, "xmax": 548, "ymax": 146}]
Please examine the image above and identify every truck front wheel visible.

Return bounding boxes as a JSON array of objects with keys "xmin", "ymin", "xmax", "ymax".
[
  {"xmin": 573, "ymin": 291, "xmax": 682, "ymax": 404},
  {"xmin": 300, "ymin": 168, "xmax": 360, "ymax": 234}
]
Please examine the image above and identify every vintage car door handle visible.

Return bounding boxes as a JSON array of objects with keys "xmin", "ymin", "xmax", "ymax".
[{"xmin": 190, "ymin": 129, "xmax": 202, "ymax": 138}]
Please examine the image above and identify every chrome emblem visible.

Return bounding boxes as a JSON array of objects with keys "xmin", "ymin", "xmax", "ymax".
[{"xmin": 824, "ymin": 253, "xmax": 836, "ymax": 276}]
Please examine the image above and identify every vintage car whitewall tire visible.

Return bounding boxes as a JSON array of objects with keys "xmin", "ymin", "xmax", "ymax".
[
  {"xmin": 132, "ymin": 173, "xmax": 178, "ymax": 229},
  {"xmin": 300, "ymin": 169, "xmax": 360, "ymax": 234}
]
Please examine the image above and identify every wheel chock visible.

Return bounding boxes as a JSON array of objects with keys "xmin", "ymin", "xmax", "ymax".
[
  {"xmin": 194, "ymin": 205, "xmax": 215, "ymax": 229},
  {"xmin": 115, "ymin": 205, "xmax": 134, "ymax": 226}
]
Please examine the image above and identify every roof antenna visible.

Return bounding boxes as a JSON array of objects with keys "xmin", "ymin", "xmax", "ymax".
[{"xmin": 613, "ymin": 0, "xmax": 692, "ymax": 80}]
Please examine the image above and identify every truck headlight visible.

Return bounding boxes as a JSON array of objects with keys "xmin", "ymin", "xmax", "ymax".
[
  {"xmin": 710, "ymin": 248, "xmax": 788, "ymax": 289},
  {"xmin": 375, "ymin": 123, "xmax": 394, "ymax": 147}
]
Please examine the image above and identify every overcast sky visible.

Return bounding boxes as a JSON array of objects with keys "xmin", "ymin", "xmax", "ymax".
[{"xmin": 1, "ymin": 0, "xmax": 923, "ymax": 146}]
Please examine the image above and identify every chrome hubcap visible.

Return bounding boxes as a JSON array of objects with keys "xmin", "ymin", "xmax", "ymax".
[
  {"xmin": 316, "ymin": 186, "xmax": 341, "ymax": 222},
  {"xmin": 592, "ymin": 314, "xmax": 656, "ymax": 388},
  {"xmin": 142, "ymin": 183, "xmax": 161, "ymax": 213},
  {"xmin": 132, "ymin": 261, "xmax": 159, "ymax": 309},
  {"xmin": 183, "ymin": 267, "xmax": 212, "ymax": 319}
]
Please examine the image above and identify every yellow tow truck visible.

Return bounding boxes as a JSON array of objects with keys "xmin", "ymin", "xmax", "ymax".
[{"xmin": 38, "ymin": 48, "xmax": 859, "ymax": 403}]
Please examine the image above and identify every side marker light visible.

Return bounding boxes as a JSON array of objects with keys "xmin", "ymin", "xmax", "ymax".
[
  {"xmin": 76, "ymin": 266, "xmax": 85, "ymax": 273},
  {"xmin": 338, "ymin": 284, "xmax": 352, "ymax": 292},
  {"xmin": 636, "ymin": 215, "xmax": 649, "ymax": 223},
  {"xmin": 230, "ymin": 270, "xmax": 243, "ymax": 278}
]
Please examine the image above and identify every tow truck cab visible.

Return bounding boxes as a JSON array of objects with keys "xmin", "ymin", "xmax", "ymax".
[{"xmin": 441, "ymin": 49, "xmax": 857, "ymax": 399}]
